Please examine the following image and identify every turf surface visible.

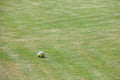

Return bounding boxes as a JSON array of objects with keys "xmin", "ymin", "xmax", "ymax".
[{"xmin": 0, "ymin": 0, "xmax": 120, "ymax": 80}]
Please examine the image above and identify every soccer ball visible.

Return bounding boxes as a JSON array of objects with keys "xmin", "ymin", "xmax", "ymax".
[{"xmin": 37, "ymin": 51, "xmax": 45, "ymax": 58}]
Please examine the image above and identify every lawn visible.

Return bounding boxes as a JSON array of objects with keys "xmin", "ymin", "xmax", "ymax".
[{"xmin": 0, "ymin": 0, "xmax": 120, "ymax": 80}]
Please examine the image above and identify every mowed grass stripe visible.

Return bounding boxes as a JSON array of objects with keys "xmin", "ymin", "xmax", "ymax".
[
  {"xmin": 1, "ymin": 27, "xmax": 120, "ymax": 80},
  {"xmin": 0, "ymin": 0, "xmax": 117, "ymax": 28}
]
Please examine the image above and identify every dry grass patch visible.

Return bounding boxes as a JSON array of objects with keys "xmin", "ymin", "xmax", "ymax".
[{"xmin": 0, "ymin": 61, "xmax": 29, "ymax": 80}]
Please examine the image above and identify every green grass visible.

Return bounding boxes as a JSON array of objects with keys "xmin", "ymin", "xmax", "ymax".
[{"xmin": 0, "ymin": 0, "xmax": 120, "ymax": 80}]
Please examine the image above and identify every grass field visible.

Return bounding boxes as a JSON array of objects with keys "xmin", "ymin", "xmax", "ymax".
[{"xmin": 0, "ymin": 0, "xmax": 120, "ymax": 80}]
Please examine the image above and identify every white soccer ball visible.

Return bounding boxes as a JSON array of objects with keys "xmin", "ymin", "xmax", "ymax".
[{"xmin": 37, "ymin": 51, "xmax": 45, "ymax": 58}]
